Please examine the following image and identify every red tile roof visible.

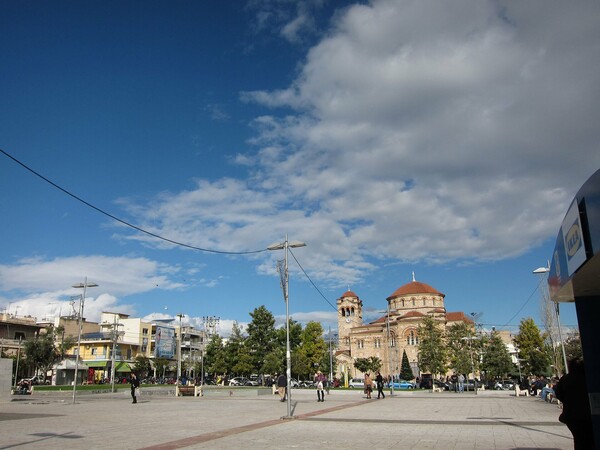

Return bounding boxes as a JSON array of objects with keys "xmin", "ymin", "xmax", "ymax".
[
  {"xmin": 446, "ymin": 311, "xmax": 474, "ymax": 323},
  {"xmin": 387, "ymin": 281, "xmax": 445, "ymax": 299},
  {"xmin": 340, "ymin": 290, "xmax": 358, "ymax": 298}
]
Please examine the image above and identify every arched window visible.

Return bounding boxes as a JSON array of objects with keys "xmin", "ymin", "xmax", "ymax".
[{"xmin": 405, "ymin": 329, "xmax": 419, "ymax": 346}]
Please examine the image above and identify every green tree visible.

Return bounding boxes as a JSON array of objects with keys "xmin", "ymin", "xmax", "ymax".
[
  {"xmin": 417, "ymin": 316, "xmax": 447, "ymax": 377},
  {"xmin": 446, "ymin": 322, "xmax": 475, "ymax": 375},
  {"xmin": 354, "ymin": 356, "xmax": 382, "ymax": 375},
  {"xmin": 153, "ymin": 357, "xmax": 170, "ymax": 378},
  {"xmin": 298, "ymin": 321, "xmax": 327, "ymax": 372},
  {"xmin": 224, "ymin": 322, "xmax": 246, "ymax": 374},
  {"xmin": 513, "ymin": 318, "xmax": 551, "ymax": 375},
  {"xmin": 133, "ymin": 355, "xmax": 151, "ymax": 378},
  {"xmin": 262, "ymin": 349, "xmax": 284, "ymax": 376},
  {"xmin": 399, "ymin": 350, "xmax": 414, "ymax": 380},
  {"xmin": 245, "ymin": 306, "xmax": 276, "ymax": 374},
  {"xmin": 204, "ymin": 334, "xmax": 227, "ymax": 377},
  {"xmin": 481, "ymin": 331, "xmax": 514, "ymax": 379},
  {"xmin": 23, "ymin": 330, "xmax": 57, "ymax": 377}
]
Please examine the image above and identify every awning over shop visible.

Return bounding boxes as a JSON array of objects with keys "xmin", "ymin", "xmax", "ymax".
[
  {"xmin": 86, "ymin": 361, "xmax": 108, "ymax": 368},
  {"xmin": 115, "ymin": 362, "xmax": 131, "ymax": 373}
]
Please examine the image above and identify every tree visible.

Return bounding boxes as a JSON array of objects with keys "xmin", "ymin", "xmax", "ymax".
[
  {"xmin": 245, "ymin": 306, "xmax": 277, "ymax": 374},
  {"xmin": 513, "ymin": 318, "xmax": 551, "ymax": 375},
  {"xmin": 354, "ymin": 356, "xmax": 382, "ymax": 375},
  {"xmin": 224, "ymin": 322, "xmax": 246, "ymax": 374},
  {"xmin": 133, "ymin": 355, "xmax": 151, "ymax": 378},
  {"xmin": 204, "ymin": 334, "xmax": 227, "ymax": 377},
  {"xmin": 23, "ymin": 330, "xmax": 58, "ymax": 377},
  {"xmin": 298, "ymin": 321, "xmax": 327, "ymax": 373},
  {"xmin": 417, "ymin": 316, "xmax": 447, "ymax": 377},
  {"xmin": 262, "ymin": 349, "xmax": 284, "ymax": 376},
  {"xmin": 562, "ymin": 330, "xmax": 583, "ymax": 363},
  {"xmin": 446, "ymin": 322, "xmax": 475, "ymax": 376},
  {"xmin": 399, "ymin": 350, "xmax": 414, "ymax": 380},
  {"xmin": 153, "ymin": 357, "xmax": 170, "ymax": 378},
  {"xmin": 481, "ymin": 331, "xmax": 514, "ymax": 379}
]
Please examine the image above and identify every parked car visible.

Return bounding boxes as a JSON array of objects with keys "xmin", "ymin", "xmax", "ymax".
[
  {"xmin": 348, "ymin": 378, "xmax": 365, "ymax": 388},
  {"xmin": 244, "ymin": 379, "xmax": 259, "ymax": 386},
  {"xmin": 228, "ymin": 377, "xmax": 248, "ymax": 386},
  {"xmin": 388, "ymin": 379, "xmax": 415, "ymax": 389}
]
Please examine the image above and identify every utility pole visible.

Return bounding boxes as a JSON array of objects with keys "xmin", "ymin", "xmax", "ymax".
[{"xmin": 110, "ymin": 316, "xmax": 123, "ymax": 392}]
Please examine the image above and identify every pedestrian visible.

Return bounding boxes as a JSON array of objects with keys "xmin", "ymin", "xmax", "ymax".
[
  {"xmin": 554, "ymin": 359, "xmax": 595, "ymax": 449},
  {"xmin": 457, "ymin": 373, "xmax": 465, "ymax": 393},
  {"xmin": 277, "ymin": 372, "xmax": 287, "ymax": 402},
  {"xmin": 130, "ymin": 373, "xmax": 140, "ymax": 404},
  {"xmin": 375, "ymin": 371, "xmax": 385, "ymax": 399},
  {"xmin": 315, "ymin": 371, "xmax": 325, "ymax": 402},
  {"xmin": 364, "ymin": 373, "xmax": 373, "ymax": 399}
]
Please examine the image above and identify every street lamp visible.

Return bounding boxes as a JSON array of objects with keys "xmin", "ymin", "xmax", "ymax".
[
  {"xmin": 267, "ymin": 234, "xmax": 306, "ymax": 419},
  {"xmin": 533, "ymin": 266, "xmax": 569, "ymax": 375},
  {"xmin": 176, "ymin": 313, "xmax": 185, "ymax": 384},
  {"xmin": 72, "ymin": 277, "xmax": 98, "ymax": 404}
]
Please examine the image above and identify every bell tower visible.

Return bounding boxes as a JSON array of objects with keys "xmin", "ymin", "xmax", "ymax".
[{"xmin": 337, "ymin": 290, "xmax": 362, "ymax": 352}]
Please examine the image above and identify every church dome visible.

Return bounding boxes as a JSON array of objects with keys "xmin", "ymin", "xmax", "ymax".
[
  {"xmin": 386, "ymin": 281, "xmax": 445, "ymax": 300},
  {"xmin": 340, "ymin": 290, "xmax": 358, "ymax": 298}
]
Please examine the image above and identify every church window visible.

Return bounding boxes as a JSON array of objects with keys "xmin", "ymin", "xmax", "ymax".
[
  {"xmin": 406, "ymin": 330, "xmax": 419, "ymax": 346},
  {"xmin": 374, "ymin": 338, "xmax": 381, "ymax": 348},
  {"xmin": 345, "ymin": 337, "xmax": 350, "ymax": 346},
  {"xmin": 412, "ymin": 297, "xmax": 416, "ymax": 306}
]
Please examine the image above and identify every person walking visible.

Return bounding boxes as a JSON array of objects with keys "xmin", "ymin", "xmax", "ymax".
[
  {"xmin": 375, "ymin": 371, "xmax": 385, "ymax": 399},
  {"xmin": 458, "ymin": 373, "xmax": 465, "ymax": 393},
  {"xmin": 277, "ymin": 372, "xmax": 287, "ymax": 402},
  {"xmin": 129, "ymin": 373, "xmax": 140, "ymax": 404},
  {"xmin": 554, "ymin": 359, "xmax": 595, "ymax": 449},
  {"xmin": 364, "ymin": 373, "xmax": 373, "ymax": 399},
  {"xmin": 315, "ymin": 371, "xmax": 326, "ymax": 402}
]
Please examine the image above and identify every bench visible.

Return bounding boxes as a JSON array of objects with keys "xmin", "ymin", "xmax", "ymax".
[{"xmin": 176, "ymin": 385, "xmax": 201, "ymax": 397}]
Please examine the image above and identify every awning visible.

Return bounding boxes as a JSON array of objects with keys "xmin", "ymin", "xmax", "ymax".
[
  {"xmin": 115, "ymin": 362, "xmax": 131, "ymax": 373},
  {"xmin": 86, "ymin": 361, "xmax": 108, "ymax": 368}
]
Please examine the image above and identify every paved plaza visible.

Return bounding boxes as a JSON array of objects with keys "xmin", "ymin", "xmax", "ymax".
[{"xmin": 0, "ymin": 388, "xmax": 571, "ymax": 449}]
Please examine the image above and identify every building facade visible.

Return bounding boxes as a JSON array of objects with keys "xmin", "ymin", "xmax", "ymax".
[{"xmin": 336, "ymin": 277, "xmax": 473, "ymax": 380}]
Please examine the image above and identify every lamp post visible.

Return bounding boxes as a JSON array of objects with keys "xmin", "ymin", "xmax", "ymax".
[
  {"xmin": 379, "ymin": 307, "xmax": 394, "ymax": 395},
  {"xmin": 72, "ymin": 277, "xmax": 98, "ymax": 404},
  {"xmin": 533, "ymin": 266, "xmax": 568, "ymax": 375},
  {"xmin": 267, "ymin": 234, "xmax": 306, "ymax": 419},
  {"xmin": 176, "ymin": 313, "xmax": 185, "ymax": 384}
]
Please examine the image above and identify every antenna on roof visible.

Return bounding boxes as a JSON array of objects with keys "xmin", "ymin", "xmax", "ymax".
[{"xmin": 412, "ymin": 271, "xmax": 416, "ymax": 282}]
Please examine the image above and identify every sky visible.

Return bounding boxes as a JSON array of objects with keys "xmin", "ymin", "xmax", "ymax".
[{"xmin": 1, "ymin": 0, "xmax": 599, "ymax": 337}]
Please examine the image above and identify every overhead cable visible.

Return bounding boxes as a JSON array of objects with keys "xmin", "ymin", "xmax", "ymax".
[{"xmin": 0, "ymin": 148, "xmax": 266, "ymax": 255}]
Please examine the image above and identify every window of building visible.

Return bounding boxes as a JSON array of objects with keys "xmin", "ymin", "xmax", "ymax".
[
  {"xmin": 142, "ymin": 328, "xmax": 148, "ymax": 335},
  {"xmin": 374, "ymin": 338, "xmax": 381, "ymax": 348},
  {"xmin": 406, "ymin": 330, "xmax": 419, "ymax": 346},
  {"xmin": 91, "ymin": 348, "xmax": 97, "ymax": 355}
]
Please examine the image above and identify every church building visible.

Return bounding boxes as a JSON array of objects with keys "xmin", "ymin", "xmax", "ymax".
[{"xmin": 335, "ymin": 275, "xmax": 473, "ymax": 380}]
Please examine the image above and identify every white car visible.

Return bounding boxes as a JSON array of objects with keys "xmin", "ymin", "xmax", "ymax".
[{"xmin": 348, "ymin": 378, "xmax": 364, "ymax": 388}]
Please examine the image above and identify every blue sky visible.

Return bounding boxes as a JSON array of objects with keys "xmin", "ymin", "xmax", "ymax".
[{"xmin": 2, "ymin": 0, "xmax": 599, "ymax": 336}]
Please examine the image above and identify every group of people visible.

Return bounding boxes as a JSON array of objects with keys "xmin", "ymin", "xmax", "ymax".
[{"xmin": 363, "ymin": 372, "xmax": 386, "ymax": 399}]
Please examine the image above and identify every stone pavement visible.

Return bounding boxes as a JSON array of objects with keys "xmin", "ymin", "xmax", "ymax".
[{"xmin": 0, "ymin": 388, "xmax": 571, "ymax": 449}]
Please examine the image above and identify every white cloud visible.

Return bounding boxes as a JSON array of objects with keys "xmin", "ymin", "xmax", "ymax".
[
  {"xmin": 113, "ymin": 0, "xmax": 600, "ymax": 288},
  {"xmin": 0, "ymin": 255, "xmax": 185, "ymax": 322}
]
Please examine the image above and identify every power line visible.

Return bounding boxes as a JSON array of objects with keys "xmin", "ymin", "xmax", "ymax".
[
  {"xmin": 289, "ymin": 248, "xmax": 337, "ymax": 312},
  {"xmin": 498, "ymin": 275, "xmax": 546, "ymax": 329},
  {"xmin": 0, "ymin": 148, "xmax": 266, "ymax": 255}
]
